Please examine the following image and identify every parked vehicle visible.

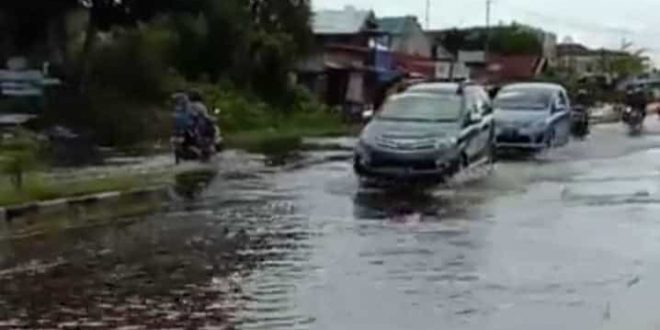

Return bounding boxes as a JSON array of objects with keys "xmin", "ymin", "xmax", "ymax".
[
  {"xmin": 493, "ymin": 83, "xmax": 572, "ymax": 152},
  {"xmin": 354, "ymin": 83, "xmax": 495, "ymax": 181},
  {"xmin": 570, "ymin": 105, "xmax": 590, "ymax": 139}
]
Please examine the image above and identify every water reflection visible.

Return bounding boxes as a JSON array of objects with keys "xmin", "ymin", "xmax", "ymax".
[
  {"xmin": 353, "ymin": 185, "xmax": 465, "ymax": 222},
  {"xmin": 173, "ymin": 169, "xmax": 218, "ymax": 200}
]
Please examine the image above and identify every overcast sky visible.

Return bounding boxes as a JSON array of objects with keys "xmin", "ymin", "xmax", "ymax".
[{"xmin": 313, "ymin": 0, "xmax": 660, "ymax": 62}]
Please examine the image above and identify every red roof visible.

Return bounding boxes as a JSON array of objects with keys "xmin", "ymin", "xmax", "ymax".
[
  {"xmin": 484, "ymin": 55, "xmax": 544, "ymax": 83},
  {"xmin": 393, "ymin": 53, "xmax": 435, "ymax": 78}
]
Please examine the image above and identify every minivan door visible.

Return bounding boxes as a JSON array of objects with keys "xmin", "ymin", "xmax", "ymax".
[{"xmin": 550, "ymin": 91, "xmax": 571, "ymax": 146}]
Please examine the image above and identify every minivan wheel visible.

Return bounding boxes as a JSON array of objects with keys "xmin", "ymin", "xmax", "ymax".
[
  {"xmin": 544, "ymin": 129, "xmax": 555, "ymax": 149},
  {"xmin": 453, "ymin": 153, "xmax": 469, "ymax": 175}
]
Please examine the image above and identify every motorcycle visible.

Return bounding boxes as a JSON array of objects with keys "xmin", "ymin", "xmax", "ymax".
[
  {"xmin": 622, "ymin": 107, "xmax": 644, "ymax": 135},
  {"xmin": 172, "ymin": 125, "xmax": 223, "ymax": 164},
  {"xmin": 570, "ymin": 105, "xmax": 590, "ymax": 139},
  {"xmin": 172, "ymin": 132, "xmax": 214, "ymax": 164}
]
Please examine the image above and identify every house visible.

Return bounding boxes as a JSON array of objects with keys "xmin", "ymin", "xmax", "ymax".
[
  {"xmin": 376, "ymin": 16, "xmax": 432, "ymax": 58},
  {"xmin": 556, "ymin": 42, "xmax": 630, "ymax": 77},
  {"xmin": 298, "ymin": 6, "xmax": 389, "ymax": 112},
  {"xmin": 483, "ymin": 54, "xmax": 546, "ymax": 83},
  {"xmin": 312, "ymin": 6, "xmax": 380, "ymax": 48}
]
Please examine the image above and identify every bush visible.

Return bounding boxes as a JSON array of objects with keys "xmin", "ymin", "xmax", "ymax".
[
  {"xmin": 0, "ymin": 130, "xmax": 41, "ymax": 190},
  {"xmin": 89, "ymin": 25, "xmax": 177, "ymax": 101}
]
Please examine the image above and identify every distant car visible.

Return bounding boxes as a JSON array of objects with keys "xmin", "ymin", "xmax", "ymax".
[
  {"xmin": 354, "ymin": 83, "xmax": 495, "ymax": 181},
  {"xmin": 493, "ymin": 83, "xmax": 572, "ymax": 152}
]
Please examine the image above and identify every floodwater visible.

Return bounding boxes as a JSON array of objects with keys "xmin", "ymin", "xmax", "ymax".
[{"xmin": 4, "ymin": 121, "xmax": 660, "ymax": 329}]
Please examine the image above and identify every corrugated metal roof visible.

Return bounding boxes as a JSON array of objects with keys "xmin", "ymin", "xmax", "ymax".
[
  {"xmin": 377, "ymin": 17, "xmax": 410, "ymax": 35},
  {"xmin": 313, "ymin": 6, "xmax": 372, "ymax": 34}
]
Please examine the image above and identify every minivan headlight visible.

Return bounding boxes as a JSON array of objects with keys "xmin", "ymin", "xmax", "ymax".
[{"xmin": 435, "ymin": 137, "xmax": 457, "ymax": 150}]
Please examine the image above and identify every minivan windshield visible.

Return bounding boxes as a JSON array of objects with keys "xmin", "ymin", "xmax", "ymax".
[
  {"xmin": 495, "ymin": 89, "xmax": 552, "ymax": 110},
  {"xmin": 378, "ymin": 94, "xmax": 462, "ymax": 122}
]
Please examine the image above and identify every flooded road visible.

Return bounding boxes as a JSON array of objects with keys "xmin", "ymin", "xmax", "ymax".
[{"xmin": 4, "ymin": 121, "xmax": 660, "ymax": 329}]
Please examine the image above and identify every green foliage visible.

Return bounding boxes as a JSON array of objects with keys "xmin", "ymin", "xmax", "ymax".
[
  {"xmin": 437, "ymin": 24, "xmax": 542, "ymax": 56},
  {"xmin": 186, "ymin": 82, "xmax": 345, "ymax": 154},
  {"xmin": 4, "ymin": 0, "xmax": 322, "ymax": 149},
  {"xmin": 89, "ymin": 24, "xmax": 176, "ymax": 100},
  {"xmin": 490, "ymin": 26, "xmax": 542, "ymax": 55},
  {"xmin": 0, "ymin": 172, "xmax": 165, "ymax": 207},
  {"xmin": 0, "ymin": 130, "xmax": 41, "ymax": 190},
  {"xmin": 609, "ymin": 55, "xmax": 646, "ymax": 77},
  {"xmin": 169, "ymin": 0, "xmax": 313, "ymax": 104}
]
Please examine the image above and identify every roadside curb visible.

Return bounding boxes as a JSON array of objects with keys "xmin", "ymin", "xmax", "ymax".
[{"xmin": 0, "ymin": 185, "xmax": 169, "ymax": 225}]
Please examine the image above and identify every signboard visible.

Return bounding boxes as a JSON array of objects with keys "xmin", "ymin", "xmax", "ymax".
[
  {"xmin": 452, "ymin": 62, "xmax": 470, "ymax": 79},
  {"xmin": 435, "ymin": 61, "xmax": 452, "ymax": 79},
  {"xmin": 0, "ymin": 69, "xmax": 60, "ymax": 97},
  {"xmin": 458, "ymin": 51, "xmax": 485, "ymax": 64},
  {"xmin": 435, "ymin": 61, "xmax": 471, "ymax": 80}
]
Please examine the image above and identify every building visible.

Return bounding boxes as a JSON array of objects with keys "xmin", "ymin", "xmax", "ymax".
[
  {"xmin": 300, "ymin": 7, "xmax": 442, "ymax": 112},
  {"xmin": 557, "ymin": 42, "xmax": 631, "ymax": 77},
  {"xmin": 376, "ymin": 16, "xmax": 432, "ymax": 57},
  {"xmin": 312, "ymin": 6, "xmax": 380, "ymax": 48},
  {"xmin": 484, "ymin": 54, "xmax": 546, "ymax": 83},
  {"xmin": 298, "ymin": 6, "xmax": 387, "ymax": 111}
]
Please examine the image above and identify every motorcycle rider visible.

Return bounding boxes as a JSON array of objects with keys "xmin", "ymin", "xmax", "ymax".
[
  {"xmin": 571, "ymin": 89, "xmax": 591, "ymax": 137},
  {"xmin": 188, "ymin": 90, "xmax": 217, "ymax": 152},
  {"xmin": 575, "ymin": 89, "xmax": 592, "ymax": 108},
  {"xmin": 172, "ymin": 92, "xmax": 198, "ymax": 149},
  {"xmin": 625, "ymin": 86, "xmax": 648, "ymax": 120}
]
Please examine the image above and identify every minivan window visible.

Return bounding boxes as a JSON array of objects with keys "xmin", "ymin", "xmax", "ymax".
[
  {"xmin": 378, "ymin": 94, "xmax": 462, "ymax": 122},
  {"xmin": 494, "ymin": 89, "xmax": 552, "ymax": 110}
]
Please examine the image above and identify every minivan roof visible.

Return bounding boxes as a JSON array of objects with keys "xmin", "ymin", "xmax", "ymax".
[{"xmin": 406, "ymin": 81, "xmax": 483, "ymax": 95}]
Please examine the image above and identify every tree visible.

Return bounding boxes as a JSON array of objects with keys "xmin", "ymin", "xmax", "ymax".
[
  {"xmin": 77, "ymin": 0, "xmax": 198, "ymax": 89},
  {"xmin": 436, "ymin": 24, "xmax": 542, "ymax": 56},
  {"xmin": 489, "ymin": 26, "xmax": 542, "ymax": 55},
  {"xmin": 0, "ymin": 0, "xmax": 78, "ymax": 59},
  {"xmin": 610, "ymin": 55, "xmax": 646, "ymax": 78},
  {"xmin": 170, "ymin": 0, "xmax": 313, "ymax": 104}
]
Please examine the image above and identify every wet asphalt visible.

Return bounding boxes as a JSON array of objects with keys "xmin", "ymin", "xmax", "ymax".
[{"xmin": 4, "ymin": 119, "xmax": 660, "ymax": 329}]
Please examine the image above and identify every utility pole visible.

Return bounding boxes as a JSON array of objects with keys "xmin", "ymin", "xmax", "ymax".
[
  {"xmin": 485, "ymin": 0, "xmax": 493, "ymax": 57},
  {"xmin": 425, "ymin": 0, "xmax": 431, "ymax": 30}
]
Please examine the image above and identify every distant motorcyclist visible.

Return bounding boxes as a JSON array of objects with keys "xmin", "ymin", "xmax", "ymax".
[
  {"xmin": 571, "ymin": 89, "xmax": 591, "ymax": 138},
  {"xmin": 172, "ymin": 92, "xmax": 197, "ymax": 146},
  {"xmin": 575, "ymin": 89, "xmax": 592, "ymax": 108},
  {"xmin": 625, "ymin": 86, "xmax": 648, "ymax": 118},
  {"xmin": 188, "ymin": 90, "xmax": 217, "ymax": 150},
  {"xmin": 622, "ymin": 86, "xmax": 648, "ymax": 134}
]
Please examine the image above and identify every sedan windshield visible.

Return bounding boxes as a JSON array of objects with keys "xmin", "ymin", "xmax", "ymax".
[
  {"xmin": 378, "ymin": 94, "xmax": 462, "ymax": 122},
  {"xmin": 495, "ymin": 89, "xmax": 552, "ymax": 110}
]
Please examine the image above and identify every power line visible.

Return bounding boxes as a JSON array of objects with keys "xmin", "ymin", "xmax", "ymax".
[{"xmin": 485, "ymin": 0, "xmax": 493, "ymax": 56}]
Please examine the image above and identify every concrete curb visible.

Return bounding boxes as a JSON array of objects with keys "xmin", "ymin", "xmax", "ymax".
[{"xmin": 0, "ymin": 185, "xmax": 169, "ymax": 225}]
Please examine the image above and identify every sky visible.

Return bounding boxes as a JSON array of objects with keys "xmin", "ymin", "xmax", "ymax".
[{"xmin": 313, "ymin": 0, "xmax": 660, "ymax": 63}]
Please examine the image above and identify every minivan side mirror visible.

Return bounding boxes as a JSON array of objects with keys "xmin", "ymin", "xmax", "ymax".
[
  {"xmin": 552, "ymin": 104, "xmax": 566, "ymax": 113},
  {"xmin": 468, "ymin": 111, "xmax": 483, "ymax": 123}
]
